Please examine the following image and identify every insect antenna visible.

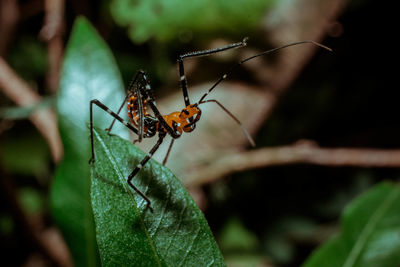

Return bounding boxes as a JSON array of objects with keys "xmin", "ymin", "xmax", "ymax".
[
  {"xmin": 197, "ymin": 40, "xmax": 332, "ymax": 104},
  {"xmin": 198, "ymin": 99, "xmax": 256, "ymax": 147},
  {"xmin": 195, "ymin": 40, "xmax": 331, "ymax": 147}
]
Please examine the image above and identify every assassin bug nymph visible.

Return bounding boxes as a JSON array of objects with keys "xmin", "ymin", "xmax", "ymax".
[{"xmin": 89, "ymin": 38, "xmax": 331, "ymax": 211}]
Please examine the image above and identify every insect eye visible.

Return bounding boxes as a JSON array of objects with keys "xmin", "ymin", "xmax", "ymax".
[{"xmin": 183, "ymin": 109, "xmax": 190, "ymax": 115}]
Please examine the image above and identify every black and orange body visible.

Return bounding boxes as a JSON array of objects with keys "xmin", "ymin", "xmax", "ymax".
[
  {"xmin": 127, "ymin": 94, "xmax": 202, "ymax": 139},
  {"xmin": 159, "ymin": 104, "xmax": 201, "ymax": 134}
]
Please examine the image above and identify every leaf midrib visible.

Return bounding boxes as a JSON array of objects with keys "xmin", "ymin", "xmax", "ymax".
[{"xmin": 343, "ymin": 186, "xmax": 400, "ymax": 267}]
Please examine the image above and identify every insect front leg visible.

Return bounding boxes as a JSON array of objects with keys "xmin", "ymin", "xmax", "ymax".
[
  {"xmin": 89, "ymin": 99, "xmax": 139, "ymax": 163},
  {"xmin": 126, "ymin": 133, "xmax": 166, "ymax": 212},
  {"xmin": 177, "ymin": 38, "xmax": 248, "ymax": 107},
  {"xmin": 106, "ymin": 69, "xmax": 148, "ymax": 134}
]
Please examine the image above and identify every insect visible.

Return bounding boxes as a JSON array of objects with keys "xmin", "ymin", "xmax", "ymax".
[{"xmin": 89, "ymin": 38, "xmax": 331, "ymax": 211}]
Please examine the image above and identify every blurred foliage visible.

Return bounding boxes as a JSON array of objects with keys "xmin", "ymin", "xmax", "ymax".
[
  {"xmin": 0, "ymin": 215, "xmax": 14, "ymax": 235},
  {"xmin": 263, "ymin": 217, "xmax": 316, "ymax": 264},
  {"xmin": 110, "ymin": 0, "xmax": 276, "ymax": 43},
  {"xmin": 108, "ymin": 0, "xmax": 277, "ymax": 90},
  {"xmin": 19, "ymin": 187, "xmax": 45, "ymax": 215},
  {"xmin": 303, "ymin": 182, "xmax": 400, "ymax": 267},
  {"xmin": 0, "ymin": 130, "xmax": 50, "ymax": 181},
  {"xmin": 219, "ymin": 217, "xmax": 259, "ymax": 252},
  {"xmin": 8, "ymin": 36, "xmax": 48, "ymax": 82}
]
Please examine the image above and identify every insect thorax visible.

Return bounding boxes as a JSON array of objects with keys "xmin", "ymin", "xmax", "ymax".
[{"xmin": 163, "ymin": 105, "xmax": 202, "ymax": 135}]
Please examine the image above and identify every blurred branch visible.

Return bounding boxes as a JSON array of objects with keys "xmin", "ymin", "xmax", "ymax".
[
  {"xmin": 40, "ymin": 0, "xmax": 65, "ymax": 93},
  {"xmin": 0, "ymin": 57, "xmax": 63, "ymax": 162},
  {"xmin": 0, "ymin": 168, "xmax": 72, "ymax": 266},
  {"xmin": 186, "ymin": 140, "xmax": 400, "ymax": 187},
  {"xmin": 0, "ymin": 0, "xmax": 19, "ymax": 57}
]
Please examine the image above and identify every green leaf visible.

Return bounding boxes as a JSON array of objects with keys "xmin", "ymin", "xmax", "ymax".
[
  {"xmin": 303, "ymin": 182, "xmax": 400, "ymax": 267},
  {"xmin": 51, "ymin": 16, "xmax": 128, "ymax": 266},
  {"xmin": 90, "ymin": 127, "xmax": 226, "ymax": 266}
]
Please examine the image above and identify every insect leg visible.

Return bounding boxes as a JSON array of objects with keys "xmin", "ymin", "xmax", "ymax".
[
  {"xmin": 200, "ymin": 99, "xmax": 255, "ymax": 147},
  {"xmin": 161, "ymin": 120, "xmax": 182, "ymax": 165},
  {"xmin": 127, "ymin": 133, "xmax": 166, "ymax": 212},
  {"xmin": 105, "ymin": 94, "xmax": 129, "ymax": 133},
  {"xmin": 144, "ymin": 89, "xmax": 180, "ymax": 138},
  {"xmin": 162, "ymin": 138, "xmax": 175, "ymax": 165},
  {"xmin": 89, "ymin": 99, "xmax": 138, "ymax": 163},
  {"xmin": 134, "ymin": 70, "xmax": 155, "ymax": 142},
  {"xmin": 134, "ymin": 82, "xmax": 145, "ymax": 142},
  {"xmin": 106, "ymin": 70, "xmax": 146, "ymax": 133},
  {"xmin": 178, "ymin": 38, "xmax": 249, "ymax": 107}
]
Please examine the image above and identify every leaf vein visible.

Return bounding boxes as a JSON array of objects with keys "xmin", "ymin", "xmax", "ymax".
[
  {"xmin": 177, "ymin": 226, "xmax": 201, "ymax": 267},
  {"xmin": 164, "ymin": 203, "xmax": 187, "ymax": 255},
  {"xmin": 343, "ymin": 187, "xmax": 400, "ymax": 267},
  {"xmin": 151, "ymin": 179, "xmax": 171, "ymax": 237}
]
